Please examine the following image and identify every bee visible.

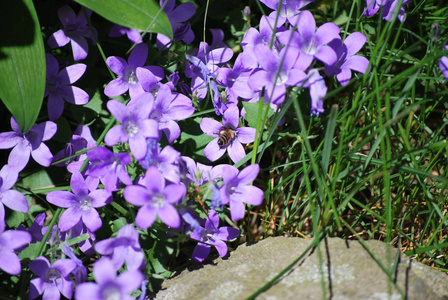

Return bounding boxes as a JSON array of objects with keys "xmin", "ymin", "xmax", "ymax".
[{"xmin": 217, "ymin": 128, "xmax": 235, "ymax": 148}]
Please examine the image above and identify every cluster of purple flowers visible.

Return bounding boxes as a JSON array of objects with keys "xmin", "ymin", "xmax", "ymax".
[{"xmin": 2, "ymin": 0, "xmax": 442, "ymax": 298}]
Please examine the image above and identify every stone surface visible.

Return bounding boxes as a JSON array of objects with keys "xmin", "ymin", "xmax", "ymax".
[{"xmin": 154, "ymin": 237, "xmax": 448, "ymax": 300}]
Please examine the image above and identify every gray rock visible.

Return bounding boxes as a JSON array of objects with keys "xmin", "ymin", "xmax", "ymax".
[{"xmin": 154, "ymin": 237, "xmax": 448, "ymax": 300}]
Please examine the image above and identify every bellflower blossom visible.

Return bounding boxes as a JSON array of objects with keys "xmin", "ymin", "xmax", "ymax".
[
  {"xmin": 241, "ymin": 15, "xmax": 285, "ymax": 57},
  {"xmin": 109, "ymin": 24, "xmax": 142, "ymax": 44},
  {"xmin": 248, "ymin": 44, "xmax": 306, "ymax": 105},
  {"xmin": 53, "ymin": 134, "xmax": 88, "ymax": 167},
  {"xmin": 216, "ymin": 164, "xmax": 264, "ymax": 221},
  {"xmin": 25, "ymin": 213, "xmax": 46, "ymax": 243},
  {"xmin": 304, "ymin": 69, "xmax": 327, "ymax": 116},
  {"xmin": 47, "ymin": 5, "xmax": 95, "ymax": 61},
  {"xmin": 181, "ymin": 156, "xmax": 212, "ymax": 186},
  {"xmin": 190, "ymin": 210, "xmax": 240, "ymax": 262},
  {"xmin": 45, "ymin": 54, "xmax": 89, "ymax": 120},
  {"xmin": 324, "ymin": 32, "xmax": 370, "ymax": 86},
  {"xmin": 104, "ymin": 97, "xmax": 159, "ymax": 160},
  {"xmin": 46, "ymin": 172, "xmax": 112, "ymax": 232},
  {"xmin": 260, "ymin": 0, "xmax": 314, "ymax": 18},
  {"xmin": 104, "ymin": 43, "xmax": 164, "ymax": 99},
  {"xmin": 66, "ymin": 125, "xmax": 97, "ymax": 174},
  {"xmin": 58, "ymin": 219, "xmax": 97, "ymax": 254},
  {"xmin": 200, "ymin": 106, "xmax": 256, "ymax": 164},
  {"xmin": 157, "ymin": 0, "xmax": 196, "ymax": 48},
  {"xmin": 140, "ymin": 141, "xmax": 182, "ymax": 184},
  {"xmin": 0, "ymin": 118, "xmax": 57, "ymax": 171},
  {"xmin": 124, "ymin": 166, "xmax": 186, "ymax": 229},
  {"xmin": 0, "ymin": 228, "xmax": 31, "ymax": 275},
  {"xmin": 440, "ymin": 45, "xmax": 448, "ymax": 79},
  {"xmin": 95, "ymin": 224, "xmax": 145, "ymax": 271},
  {"xmin": 364, "ymin": 0, "xmax": 411, "ymax": 22},
  {"xmin": 0, "ymin": 165, "xmax": 29, "ymax": 233},
  {"xmin": 216, "ymin": 52, "xmax": 258, "ymax": 114},
  {"xmin": 87, "ymin": 146, "xmax": 132, "ymax": 192},
  {"xmin": 277, "ymin": 10, "xmax": 340, "ymax": 69},
  {"xmin": 185, "ymin": 42, "xmax": 233, "ymax": 100},
  {"xmin": 75, "ymin": 257, "xmax": 144, "ymax": 300},
  {"xmin": 134, "ymin": 82, "xmax": 194, "ymax": 143},
  {"xmin": 61, "ymin": 243, "xmax": 88, "ymax": 284},
  {"xmin": 29, "ymin": 256, "xmax": 77, "ymax": 300}
]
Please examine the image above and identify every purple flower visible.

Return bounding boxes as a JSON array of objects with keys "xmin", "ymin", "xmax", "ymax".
[
  {"xmin": 217, "ymin": 164, "xmax": 264, "ymax": 221},
  {"xmin": 277, "ymin": 10, "xmax": 340, "ymax": 69},
  {"xmin": 0, "ymin": 229, "xmax": 31, "ymax": 275},
  {"xmin": 248, "ymin": 44, "xmax": 306, "ymax": 104},
  {"xmin": 75, "ymin": 257, "xmax": 144, "ymax": 300},
  {"xmin": 0, "ymin": 118, "xmax": 57, "ymax": 171},
  {"xmin": 109, "ymin": 24, "xmax": 142, "ymax": 44},
  {"xmin": 104, "ymin": 43, "xmax": 164, "ymax": 99},
  {"xmin": 47, "ymin": 5, "xmax": 95, "ymax": 61},
  {"xmin": 364, "ymin": 0, "xmax": 411, "ymax": 22},
  {"xmin": 104, "ymin": 97, "xmax": 159, "ymax": 160},
  {"xmin": 190, "ymin": 210, "xmax": 240, "ymax": 262},
  {"xmin": 0, "ymin": 165, "xmax": 29, "ymax": 232},
  {"xmin": 140, "ymin": 141, "xmax": 182, "ymax": 184},
  {"xmin": 157, "ymin": 0, "xmax": 196, "ymax": 48},
  {"xmin": 217, "ymin": 52, "xmax": 258, "ymax": 102},
  {"xmin": 304, "ymin": 69, "xmax": 327, "ymax": 116},
  {"xmin": 260, "ymin": 0, "xmax": 314, "ymax": 18},
  {"xmin": 52, "ymin": 134, "xmax": 88, "ymax": 167},
  {"xmin": 61, "ymin": 243, "xmax": 88, "ymax": 284},
  {"xmin": 185, "ymin": 42, "xmax": 233, "ymax": 100},
  {"xmin": 95, "ymin": 224, "xmax": 145, "ymax": 271},
  {"xmin": 324, "ymin": 32, "xmax": 370, "ymax": 86},
  {"xmin": 200, "ymin": 106, "xmax": 256, "ymax": 164},
  {"xmin": 46, "ymin": 172, "xmax": 112, "ymax": 232},
  {"xmin": 440, "ymin": 46, "xmax": 448, "ymax": 79},
  {"xmin": 132, "ymin": 83, "xmax": 194, "ymax": 143},
  {"xmin": 45, "ymin": 54, "xmax": 89, "ymax": 120},
  {"xmin": 241, "ymin": 15, "xmax": 285, "ymax": 56},
  {"xmin": 87, "ymin": 146, "xmax": 132, "ymax": 192},
  {"xmin": 29, "ymin": 256, "xmax": 77, "ymax": 300},
  {"xmin": 124, "ymin": 166, "xmax": 186, "ymax": 229},
  {"xmin": 181, "ymin": 156, "xmax": 212, "ymax": 186},
  {"xmin": 58, "ymin": 220, "xmax": 97, "ymax": 254},
  {"xmin": 26, "ymin": 213, "xmax": 46, "ymax": 243}
]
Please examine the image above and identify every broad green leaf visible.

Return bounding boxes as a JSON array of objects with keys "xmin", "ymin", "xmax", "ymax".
[
  {"xmin": 0, "ymin": 0, "xmax": 46, "ymax": 134},
  {"xmin": 75, "ymin": 0, "xmax": 173, "ymax": 39},
  {"xmin": 242, "ymin": 101, "xmax": 274, "ymax": 129}
]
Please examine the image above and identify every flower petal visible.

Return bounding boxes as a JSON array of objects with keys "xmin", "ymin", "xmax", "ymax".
[
  {"xmin": 203, "ymin": 139, "xmax": 226, "ymax": 162},
  {"xmin": 128, "ymin": 43, "xmax": 148, "ymax": 69},
  {"xmin": 82, "ymin": 209, "xmax": 102, "ymax": 232},
  {"xmin": 107, "ymin": 56, "xmax": 127, "ymax": 76},
  {"xmin": 0, "ymin": 251, "xmax": 22, "ymax": 275},
  {"xmin": 158, "ymin": 204, "xmax": 181, "ymax": 228},
  {"xmin": 227, "ymin": 140, "xmax": 245, "ymax": 164},
  {"xmin": 70, "ymin": 36, "xmax": 89, "ymax": 61},
  {"xmin": 237, "ymin": 127, "xmax": 255, "ymax": 144},
  {"xmin": 124, "ymin": 185, "xmax": 151, "ymax": 206},
  {"xmin": 135, "ymin": 205, "xmax": 157, "ymax": 229},
  {"xmin": 200, "ymin": 118, "xmax": 222, "ymax": 137},
  {"xmin": 237, "ymin": 164, "xmax": 260, "ymax": 185}
]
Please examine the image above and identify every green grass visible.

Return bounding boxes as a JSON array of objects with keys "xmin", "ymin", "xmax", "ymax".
[{"xmin": 241, "ymin": 0, "xmax": 448, "ymax": 276}]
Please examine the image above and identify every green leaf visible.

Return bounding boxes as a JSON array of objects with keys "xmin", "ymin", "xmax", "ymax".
[
  {"xmin": 0, "ymin": 0, "xmax": 46, "ymax": 134},
  {"xmin": 18, "ymin": 242, "xmax": 41, "ymax": 260},
  {"xmin": 75, "ymin": 0, "xmax": 173, "ymax": 39},
  {"xmin": 242, "ymin": 101, "xmax": 274, "ymax": 129}
]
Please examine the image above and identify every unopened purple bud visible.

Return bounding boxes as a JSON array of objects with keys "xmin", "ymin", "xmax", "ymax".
[
  {"xmin": 179, "ymin": 82, "xmax": 192, "ymax": 96},
  {"xmin": 169, "ymin": 71, "xmax": 180, "ymax": 86},
  {"xmin": 431, "ymin": 23, "xmax": 440, "ymax": 40},
  {"xmin": 243, "ymin": 6, "xmax": 251, "ymax": 20}
]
